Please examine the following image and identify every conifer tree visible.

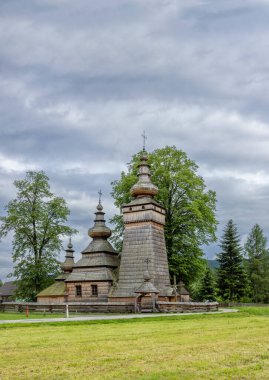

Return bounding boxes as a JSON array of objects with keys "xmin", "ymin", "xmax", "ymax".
[
  {"xmin": 244, "ymin": 224, "xmax": 269, "ymax": 303},
  {"xmin": 217, "ymin": 220, "xmax": 247, "ymax": 301},
  {"xmin": 198, "ymin": 266, "xmax": 216, "ymax": 301}
]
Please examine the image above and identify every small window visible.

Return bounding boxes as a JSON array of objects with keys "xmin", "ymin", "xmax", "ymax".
[
  {"xmin": 75, "ymin": 285, "xmax": 82, "ymax": 296},
  {"xmin": 91, "ymin": 284, "xmax": 98, "ymax": 296},
  {"xmin": 129, "ymin": 207, "xmax": 132, "ymax": 211},
  {"xmin": 142, "ymin": 205, "xmax": 145, "ymax": 209}
]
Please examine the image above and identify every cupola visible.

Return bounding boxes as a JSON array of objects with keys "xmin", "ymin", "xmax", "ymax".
[
  {"xmin": 61, "ymin": 238, "xmax": 75, "ymax": 273},
  {"xmin": 130, "ymin": 151, "xmax": 158, "ymax": 198}
]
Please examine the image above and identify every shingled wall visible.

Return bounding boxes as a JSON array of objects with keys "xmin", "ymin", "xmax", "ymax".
[{"xmin": 111, "ymin": 220, "xmax": 172, "ymax": 298}]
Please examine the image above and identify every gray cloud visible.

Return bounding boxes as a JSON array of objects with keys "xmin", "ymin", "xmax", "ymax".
[{"xmin": 1, "ymin": 0, "xmax": 269, "ymax": 280}]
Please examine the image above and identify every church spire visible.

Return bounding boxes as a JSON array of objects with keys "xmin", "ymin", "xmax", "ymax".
[
  {"xmin": 130, "ymin": 151, "xmax": 158, "ymax": 198},
  {"xmin": 80, "ymin": 193, "xmax": 116, "ymax": 255},
  {"xmin": 88, "ymin": 194, "xmax": 112, "ymax": 239},
  {"xmin": 61, "ymin": 237, "xmax": 75, "ymax": 273}
]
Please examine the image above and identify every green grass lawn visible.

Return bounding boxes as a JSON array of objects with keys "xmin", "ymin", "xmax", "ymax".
[
  {"xmin": 0, "ymin": 307, "xmax": 268, "ymax": 379},
  {"xmin": 0, "ymin": 312, "xmax": 90, "ymax": 320},
  {"xmin": 0, "ymin": 312, "xmax": 65, "ymax": 320}
]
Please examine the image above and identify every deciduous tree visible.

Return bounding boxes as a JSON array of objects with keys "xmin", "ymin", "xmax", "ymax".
[
  {"xmin": 0, "ymin": 171, "xmax": 75, "ymax": 300},
  {"xmin": 111, "ymin": 146, "xmax": 217, "ymax": 285}
]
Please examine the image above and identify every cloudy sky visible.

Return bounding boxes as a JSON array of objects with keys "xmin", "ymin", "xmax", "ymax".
[{"xmin": 1, "ymin": 0, "xmax": 269, "ymax": 281}]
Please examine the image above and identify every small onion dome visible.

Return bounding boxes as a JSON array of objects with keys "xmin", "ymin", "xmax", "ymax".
[
  {"xmin": 143, "ymin": 269, "xmax": 151, "ymax": 281},
  {"xmin": 61, "ymin": 238, "xmax": 75, "ymax": 273},
  {"xmin": 135, "ymin": 270, "xmax": 160, "ymax": 294},
  {"xmin": 135, "ymin": 268, "xmax": 159, "ymax": 294},
  {"xmin": 88, "ymin": 202, "xmax": 112, "ymax": 239},
  {"xmin": 130, "ymin": 152, "xmax": 158, "ymax": 198}
]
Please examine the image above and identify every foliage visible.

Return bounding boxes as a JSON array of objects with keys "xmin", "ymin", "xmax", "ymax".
[
  {"xmin": 0, "ymin": 171, "xmax": 76, "ymax": 301},
  {"xmin": 0, "ymin": 279, "xmax": 2, "ymax": 287},
  {"xmin": 110, "ymin": 146, "xmax": 217, "ymax": 285},
  {"xmin": 197, "ymin": 265, "xmax": 216, "ymax": 301},
  {"xmin": 244, "ymin": 224, "xmax": 269, "ymax": 303},
  {"xmin": 217, "ymin": 220, "xmax": 248, "ymax": 301}
]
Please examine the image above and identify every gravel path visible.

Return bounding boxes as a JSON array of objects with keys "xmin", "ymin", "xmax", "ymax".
[{"xmin": 0, "ymin": 308, "xmax": 238, "ymax": 324}]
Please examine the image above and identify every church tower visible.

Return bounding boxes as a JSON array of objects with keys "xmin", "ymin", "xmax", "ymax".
[
  {"xmin": 110, "ymin": 150, "xmax": 172, "ymax": 300},
  {"xmin": 65, "ymin": 198, "xmax": 119, "ymax": 302}
]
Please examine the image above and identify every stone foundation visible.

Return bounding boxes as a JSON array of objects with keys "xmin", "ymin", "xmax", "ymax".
[{"xmin": 157, "ymin": 301, "xmax": 219, "ymax": 313}]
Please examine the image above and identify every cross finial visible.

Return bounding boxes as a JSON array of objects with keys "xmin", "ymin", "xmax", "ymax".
[
  {"xmin": 141, "ymin": 130, "xmax": 147, "ymax": 151},
  {"xmin": 144, "ymin": 257, "xmax": 151, "ymax": 270},
  {"xmin": 98, "ymin": 189, "xmax": 102, "ymax": 204}
]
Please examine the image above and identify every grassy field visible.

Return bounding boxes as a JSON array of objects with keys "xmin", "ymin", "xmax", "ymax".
[
  {"xmin": 0, "ymin": 312, "xmax": 87, "ymax": 320},
  {"xmin": 0, "ymin": 307, "xmax": 268, "ymax": 379}
]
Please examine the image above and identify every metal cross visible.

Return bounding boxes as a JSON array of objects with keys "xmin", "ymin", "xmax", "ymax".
[
  {"xmin": 144, "ymin": 257, "xmax": 151, "ymax": 270},
  {"xmin": 98, "ymin": 189, "xmax": 102, "ymax": 204},
  {"xmin": 141, "ymin": 130, "xmax": 147, "ymax": 151}
]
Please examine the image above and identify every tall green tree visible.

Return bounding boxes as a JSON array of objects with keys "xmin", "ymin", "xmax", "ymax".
[
  {"xmin": 111, "ymin": 146, "xmax": 217, "ymax": 285},
  {"xmin": 197, "ymin": 265, "xmax": 216, "ymax": 301},
  {"xmin": 244, "ymin": 224, "xmax": 269, "ymax": 303},
  {"xmin": 0, "ymin": 171, "xmax": 76, "ymax": 301},
  {"xmin": 217, "ymin": 220, "xmax": 247, "ymax": 301},
  {"xmin": 0, "ymin": 279, "xmax": 3, "ymax": 287}
]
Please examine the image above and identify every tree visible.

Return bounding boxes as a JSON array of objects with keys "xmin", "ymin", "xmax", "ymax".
[
  {"xmin": 244, "ymin": 224, "xmax": 269, "ymax": 303},
  {"xmin": 217, "ymin": 220, "xmax": 247, "ymax": 301},
  {"xmin": 0, "ymin": 171, "xmax": 75, "ymax": 301},
  {"xmin": 111, "ymin": 146, "xmax": 217, "ymax": 285},
  {"xmin": 197, "ymin": 266, "xmax": 216, "ymax": 301},
  {"xmin": 0, "ymin": 279, "xmax": 2, "ymax": 287}
]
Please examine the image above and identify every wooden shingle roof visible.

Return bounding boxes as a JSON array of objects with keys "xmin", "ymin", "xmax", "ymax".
[
  {"xmin": 0, "ymin": 281, "xmax": 17, "ymax": 297},
  {"xmin": 37, "ymin": 281, "xmax": 66, "ymax": 297}
]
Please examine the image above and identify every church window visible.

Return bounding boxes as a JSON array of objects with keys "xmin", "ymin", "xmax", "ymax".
[
  {"xmin": 91, "ymin": 284, "xmax": 98, "ymax": 296},
  {"xmin": 75, "ymin": 285, "xmax": 82, "ymax": 296}
]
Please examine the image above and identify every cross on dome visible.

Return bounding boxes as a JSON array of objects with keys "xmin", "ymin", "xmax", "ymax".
[
  {"xmin": 141, "ymin": 130, "xmax": 147, "ymax": 151},
  {"xmin": 98, "ymin": 189, "xmax": 102, "ymax": 204},
  {"xmin": 144, "ymin": 257, "xmax": 151, "ymax": 270}
]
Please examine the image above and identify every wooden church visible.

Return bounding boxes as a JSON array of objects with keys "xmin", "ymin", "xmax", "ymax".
[{"xmin": 37, "ymin": 150, "xmax": 189, "ymax": 305}]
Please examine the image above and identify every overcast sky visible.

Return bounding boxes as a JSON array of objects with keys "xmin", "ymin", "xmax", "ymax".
[{"xmin": 1, "ymin": 0, "xmax": 269, "ymax": 281}]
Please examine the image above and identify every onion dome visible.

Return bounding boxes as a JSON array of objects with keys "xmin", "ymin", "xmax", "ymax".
[
  {"xmin": 61, "ymin": 237, "xmax": 75, "ymax": 273},
  {"xmin": 88, "ymin": 201, "xmax": 112, "ymax": 239},
  {"xmin": 80, "ymin": 199, "xmax": 116, "ymax": 255},
  {"xmin": 131, "ymin": 151, "xmax": 158, "ymax": 198}
]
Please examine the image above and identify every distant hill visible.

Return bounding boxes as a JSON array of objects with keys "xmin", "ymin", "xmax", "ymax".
[{"xmin": 207, "ymin": 259, "xmax": 219, "ymax": 270}]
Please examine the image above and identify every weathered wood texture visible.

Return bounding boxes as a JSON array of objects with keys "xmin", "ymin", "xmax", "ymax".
[
  {"xmin": 111, "ymin": 210, "xmax": 172, "ymax": 298},
  {"xmin": 0, "ymin": 301, "xmax": 134, "ymax": 313},
  {"xmin": 157, "ymin": 301, "xmax": 219, "ymax": 313},
  {"xmin": 0, "ymin": 301, "xmax": 218, "ymax": 313},
  {"xmin": 66, "ymin": 281, "xmax": 111, "ymax": 302}
]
